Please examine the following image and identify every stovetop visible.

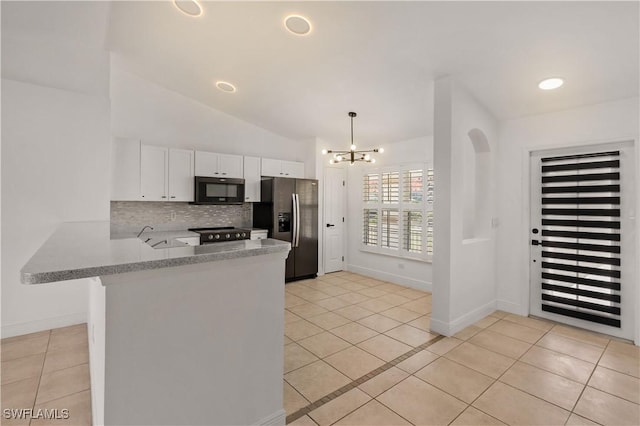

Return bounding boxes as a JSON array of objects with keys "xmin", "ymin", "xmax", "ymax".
[{"xmin": 188, "ymin": 227, "xmax": 251, "ymax": 243}]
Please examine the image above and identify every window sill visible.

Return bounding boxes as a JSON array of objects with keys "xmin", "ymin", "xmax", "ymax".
[{"xmin": 359, "ymin": 246, "xmax": 432, "ymax": 264}]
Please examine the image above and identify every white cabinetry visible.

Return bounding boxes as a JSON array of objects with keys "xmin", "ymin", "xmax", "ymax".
[
  {"xmin": 243, "ymin": 156, "xmax": 261, "ymax": 202},
  {"xmin": 168, "ymin": 149, "xmax": 195, "ymax": 202},
  {"xmin": 140, "ymin": 145, "xmax": 195, "ymax": 202},
  {"xmin": 261, "ymin": 158, "xmax": 304, "ymax": 178},
  {"xmin": 282, "ymin": 160, "xmax": 305, "ymax": 178},
  {"xmin": 140, "ymin": 145, "xmax": 169, "ymax": 201},
  {"xmin": 111, "ymin": 138, "xmax": 141, "ymax": 201},
  {"xmin": 195, "ymin": 151, "xmax": 243, "ymax": 178}
]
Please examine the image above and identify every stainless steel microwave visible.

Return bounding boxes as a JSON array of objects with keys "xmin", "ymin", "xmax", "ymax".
[{"xmin": 193, "ymin": 176, "xmax": 245, "ymax": 204}]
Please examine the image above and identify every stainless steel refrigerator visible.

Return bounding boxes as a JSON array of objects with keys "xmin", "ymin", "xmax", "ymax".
[{"xmin": 253, "ymin": 177, "xmax": 318, "ymax": 282}]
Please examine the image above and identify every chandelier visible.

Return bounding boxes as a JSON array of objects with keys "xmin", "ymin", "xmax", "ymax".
[{"xmin": 321, "ymin": 112, "xmax": 383, "ymax": 164}]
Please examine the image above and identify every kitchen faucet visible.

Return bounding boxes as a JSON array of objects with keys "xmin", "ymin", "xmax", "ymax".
[
  {"xmin": 137, "ymin": 225, "xmax": 154, "ymax": 238},
  {"xmin": 151, "ymin": 240, "xmax": 168, "ymax": 248}
]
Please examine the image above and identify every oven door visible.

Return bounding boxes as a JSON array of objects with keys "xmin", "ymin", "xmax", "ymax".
[{"xmin": 194, "ymin": 177, "xmax": 245, "ymax": 204}]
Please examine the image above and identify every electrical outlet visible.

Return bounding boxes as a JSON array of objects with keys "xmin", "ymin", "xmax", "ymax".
[{"xmin": 170, "ymin": 211, "xmax": 177, "ymax": 221}]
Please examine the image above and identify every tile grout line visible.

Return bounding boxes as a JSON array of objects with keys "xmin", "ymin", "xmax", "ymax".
[
  {"xmin": 285, "ymin": 334, "xmax": 445, "ymax": 424},
  {"xmin": 29, "ymin": 330, "xmax": 51, "ymax": 426},
  {"xmin": 464, "ymin": 323, "xmax": 609, "ymax": 425}
]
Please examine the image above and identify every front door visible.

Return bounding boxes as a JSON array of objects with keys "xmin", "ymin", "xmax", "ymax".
[
  {"xmin": 529, "ymin": 141, "xmax": 635, "ymax": 339},
  {"xmin": 324, "ymin": 167, "xmax": 346, "ymax": 273}
]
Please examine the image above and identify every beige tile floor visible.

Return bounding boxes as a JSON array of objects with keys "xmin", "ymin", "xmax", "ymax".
[
  {"xmin": 285, "ymin": 272, "xmax": 640, "ymax": 426},
  {"xmin": 2, "ymin": 272, "xmax": 639, "ymax": 426},
  {"xmin": 1, "ymin": 324, "xmax": 91, "ymax": 426}
]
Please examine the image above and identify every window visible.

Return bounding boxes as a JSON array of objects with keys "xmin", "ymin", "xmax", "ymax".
[
  {"xmin": 381, "ymin": 209, "xmax": 399, "ymax": 249},
  {"xmin": 362, "ymin": 209, "xmax": 378, "ymax": 246},
  {"xmin": 362, "ymin": 164, "xmax": 434, "ymax": 261}
]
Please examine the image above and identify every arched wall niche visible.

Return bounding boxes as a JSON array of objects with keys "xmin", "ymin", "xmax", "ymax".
[{"xmin": 463, "ymin": 128, "xmax": 491, "ymax": 240}]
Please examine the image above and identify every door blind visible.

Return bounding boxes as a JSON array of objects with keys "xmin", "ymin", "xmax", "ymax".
[{"xmin": 539, "ymin": 150, "xmax": 622, "ymax": 328}]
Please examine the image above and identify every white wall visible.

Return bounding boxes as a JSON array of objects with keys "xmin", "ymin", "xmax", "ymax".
[
  {"xmin": 345, "ymin": 135, "xmax": 434, "ymax": 290},
  {"xmin": 110, "ymin": 63, "xmax": 313, "ymax": 173},
  {"xmin": 432, "ymin": 77, "xmax": 498, "ymax": 335},
  {"xmin": 1, "ymin": 80, "xmax": 111, "ymax": 336},
  {"xmin": 1, "ymin": 2, "xmax": 112, "ymax": 337},
  {"xmin": 495, "ymin": 97, "xmax": 640, "ymax": 331}
]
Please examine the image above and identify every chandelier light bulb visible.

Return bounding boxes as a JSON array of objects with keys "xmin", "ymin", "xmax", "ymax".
[
  {"xmin": 350, "ymin": 144, "xmax": 356, "ymax": 151},
  {"xmin": 378, "ymin": 147, "xmax": 384, "ymax": 153},
  {"xmin": 321, "ymin": 149, "xmax": 328, "ymax": 155},
  {"xmin": 364, "ymin": 154, "xmax": 371, "ymax": 161},
  {"xmin": 371, "ymin": 158, "xmax": 376, "ymax": 163},
  {"xmin": 336, "ymin": 155, "xmax": 343, "ymax": 161},
  {"xmin": 329, "ymin": 159, "xmax": 335, "ymax": 164}
]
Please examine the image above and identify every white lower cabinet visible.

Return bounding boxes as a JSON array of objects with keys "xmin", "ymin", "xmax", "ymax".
[{"xmin": 243, "ymin": 156, "xmax": 261, "ymax": 202}]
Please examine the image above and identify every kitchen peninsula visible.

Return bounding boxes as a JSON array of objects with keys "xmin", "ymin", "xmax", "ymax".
[{"xmin": 21, "ymin": 221, "xmax": 291, "ymax": 426}]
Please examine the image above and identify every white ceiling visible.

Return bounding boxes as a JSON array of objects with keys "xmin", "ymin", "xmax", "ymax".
[{"xmin": 8, "ymin": 1, "xmax": 639, "ymax": 146}]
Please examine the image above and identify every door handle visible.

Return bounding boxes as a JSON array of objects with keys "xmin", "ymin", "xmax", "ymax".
[
  {"xmin": 326, "ymin": 224, "xmax": 335, "ymax": 228},
  {"xmin": 531, "ymin": 240, "xmax": 541, "ymax": 246}
]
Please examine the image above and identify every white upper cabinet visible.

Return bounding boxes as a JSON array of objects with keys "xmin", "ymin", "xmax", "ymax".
[
  {"xmin": 218, "ymin": 154, "xmax": 244, "ymax": 178},
  {"xmin": 282, "ymin": 161, "xmax": 305, "ymax": 178},
  {"xmin": 141, "ymin": 145, "xmax": 169, "ymax": 201},
  {"xmin": 111, "ymin": 138, "xmax": 141, "ymax": 201},
  {"xmin": 195, "ymin": 151, "xmax": 243, "ymax": 178},
  {"xmin": 140, "ymin": 145, "xmax": 194, "ymax": 202},
  {"xmin": 261, "ymin": 158, "xmax": 304, "ymax": 178},
  {"xmin": 243, "ymin": 156, "xmax": 261, "ymax": 202},
  {"xmin": 260, "ymin": 158, "xmax": 282, "ymax": 177},
  {"xmin": 168, "ymin": 149, "xmax": 195, "ymax": 202}
]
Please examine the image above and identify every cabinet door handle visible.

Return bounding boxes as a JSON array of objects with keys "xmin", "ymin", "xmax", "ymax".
[
  {"xmin": 161, "ymin": 196, "xmax": 167, "ymax": 199},
  {"xmin": 222, "ymin": 172, "xmax": 227, "ymax": 175},
  {"xmin": 170, "ymin": 196, "xmax": 176, "ymax": 199},
  {"xmin": 214, "ymin": 172, "xmax": 219, "ymax": 175}
]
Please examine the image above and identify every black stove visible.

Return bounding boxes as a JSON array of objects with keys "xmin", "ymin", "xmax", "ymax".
[{"xmin": 188, "ymin": 227, "xmax": 251, "ymax": 244}]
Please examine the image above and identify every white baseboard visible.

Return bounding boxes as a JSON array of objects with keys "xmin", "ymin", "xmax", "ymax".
[
  {"xmin": 347, "ymin": 264, "xmax": 432, "ymax": 292},
  {"xmin": 496, "ymin": 299, "xmax": 525, "ymax": 316},
  {"xmin": 431, "ymin": 300, "xmax": 497, "ymax": 336},
  {"xmin": 1, "ymin": 311, "xmax": 87, "ymax": 338},
  {"xmin": 255, "ymin": 409, "xmax": 286, "ymax": 426}
]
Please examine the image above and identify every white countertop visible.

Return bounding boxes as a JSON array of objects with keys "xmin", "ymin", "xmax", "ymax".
[{"xmin": 20, "ymin": 221, "xmax": 291, "ymax": 284}]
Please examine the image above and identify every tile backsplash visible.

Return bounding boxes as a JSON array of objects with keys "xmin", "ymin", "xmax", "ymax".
[{"xmin": 111, "ymin": 201, "xmax": 252, "ymax": 235}]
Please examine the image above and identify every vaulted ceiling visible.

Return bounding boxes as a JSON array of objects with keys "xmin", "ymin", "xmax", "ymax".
[{"xmin": 5, "ymin": 1, "xmax": 639, "ymax": 145}]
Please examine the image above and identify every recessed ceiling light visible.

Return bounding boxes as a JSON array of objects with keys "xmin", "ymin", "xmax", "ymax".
[
  {"xmin": 538, "ymin": 77, "xmax": 564, "ymax": 90},
  {"xmin": 174, "ymin": 0, "xmax": 203, "ymax": 17},
  {"xmin": 215, "ymin": 81, "xmax": 236, "ymax": 93},
  {"xmin": 284, "ymin": 15, "xmax": 312, "ymax": 36}
]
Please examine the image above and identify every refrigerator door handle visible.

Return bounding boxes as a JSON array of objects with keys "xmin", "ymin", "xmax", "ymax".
[
  {"xmin": 295, "ymin": 193, "xmax": 301, "ymax": 248},
  {"xmin": 291, "ymin": 193, "xmax": 297, "ymax": 247}
]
